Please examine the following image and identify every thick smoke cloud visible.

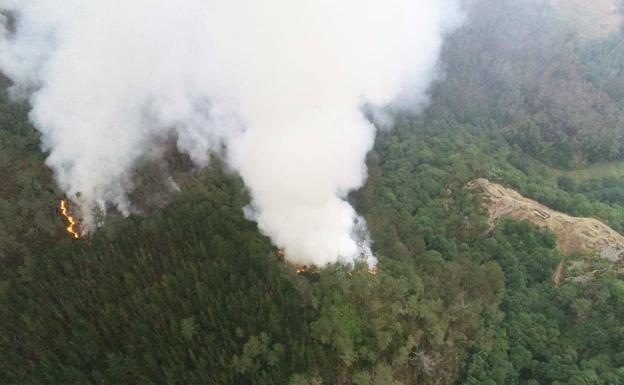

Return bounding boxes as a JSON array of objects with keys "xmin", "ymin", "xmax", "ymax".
[{"xmin": 0, "ymin": 0, "xmax": 462, "ymax": 267}]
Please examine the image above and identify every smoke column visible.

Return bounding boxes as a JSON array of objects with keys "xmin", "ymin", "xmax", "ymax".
[{"xmin": 0, "ymin": 1, "xmax": 462, "ymax": 267}]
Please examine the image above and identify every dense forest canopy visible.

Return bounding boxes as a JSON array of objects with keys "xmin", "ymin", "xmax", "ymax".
[{"xmin": 2, "ymin": 0, "xmax": 624, "ymax": 384}]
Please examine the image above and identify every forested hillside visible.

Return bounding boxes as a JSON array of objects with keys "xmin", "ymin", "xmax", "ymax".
[
  {"xmin": 2, "ymin": 0, "xmax": 624, "ymax": 384},
  {"xmin": 437, "ymin": 0, "xmax": 624, "ymax": 168}
]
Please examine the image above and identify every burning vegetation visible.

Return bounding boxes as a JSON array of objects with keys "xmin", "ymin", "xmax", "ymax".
[
  {"xmin": 60, "ymin": 200, "xmax": 80, "ymax": 239},
  {"xmin": 295, "ymin": 264, "xmax": 378, "ymax": 275}
]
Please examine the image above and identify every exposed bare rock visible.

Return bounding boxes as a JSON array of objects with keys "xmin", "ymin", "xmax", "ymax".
[{"xmin": 468, "ymin": 178, "xmax": 624, "ymax": 261}]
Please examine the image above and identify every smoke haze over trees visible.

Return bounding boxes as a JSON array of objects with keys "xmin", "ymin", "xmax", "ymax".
[
  {"xmin": 2, "ymin": 0, "xmax": 624, "ymax": 384},
  {"xmin": 437, "ymin": 0, "xmax": 624, "ymax": 167}
]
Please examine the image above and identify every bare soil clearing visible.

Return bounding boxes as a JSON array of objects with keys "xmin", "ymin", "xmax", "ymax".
[{"xmin": 469, "ymin": 178, "xmax": 624, "ymax": 260}]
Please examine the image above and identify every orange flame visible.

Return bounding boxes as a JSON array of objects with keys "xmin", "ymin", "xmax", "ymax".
[
  {"xmin": 295, "ymin": 265, "xmax": 378, "ymax": 275},
  {"xmin": 60, "ymin": 200, "xmax": 80, "ymax": 239},
  {"xmin": 346, "ymin": 267, "xmax": 378, "ymax": 277}
]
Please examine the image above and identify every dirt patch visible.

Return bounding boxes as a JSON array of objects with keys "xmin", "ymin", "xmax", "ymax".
[
  {"xmin": 468, "ymin": 178, "xmax": 624, "ymax": 260},
  {"xmin": 551, "ymin": 0, "xmax": 622, "ymax": 40},
  {"xmin": 552, "ymin": 260, "xmax": 566, "ymax": 286}
]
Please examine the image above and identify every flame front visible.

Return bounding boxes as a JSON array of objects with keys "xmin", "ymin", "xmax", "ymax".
[
  {"xmin": 60, "ymin": 200, "xmax": 80, "ymax": 239},
  {"xmin": 296, "ymin": 265, "xmax": 378, "ymax": 275}
]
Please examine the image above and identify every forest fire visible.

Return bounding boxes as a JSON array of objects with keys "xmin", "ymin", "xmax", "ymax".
[
  {"xmin": 60, "ymin": 200, "xmax": 80, "ymax": 239},
  {"xmin": 296, "ymin": 265, "xmax": 379, "ymax": 275},
  {"xmin": 295, "ymin": 265, "xmax": 322, "ymax": 274}
]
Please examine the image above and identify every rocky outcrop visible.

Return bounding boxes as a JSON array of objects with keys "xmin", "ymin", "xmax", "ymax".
[{"xmin": 468, "ymin": 178, "xmax": 624, "ymax": 261}]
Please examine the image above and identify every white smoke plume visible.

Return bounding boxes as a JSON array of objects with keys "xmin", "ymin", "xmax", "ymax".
[{"xmin": 0, "ymin": 1, "xmax": 462, "ymax": 267}]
